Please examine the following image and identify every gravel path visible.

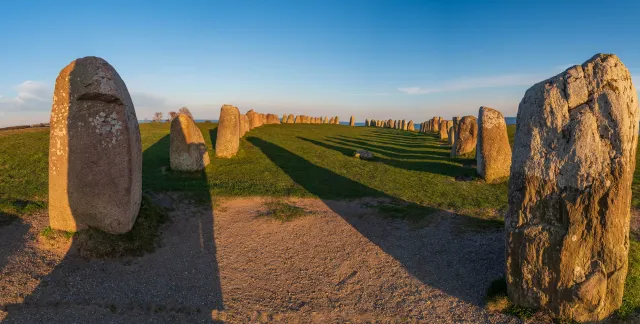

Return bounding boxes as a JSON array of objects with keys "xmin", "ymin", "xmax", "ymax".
[{"xmin": 0, "ymin": 195, "xmax": 545, "ymax": 323}]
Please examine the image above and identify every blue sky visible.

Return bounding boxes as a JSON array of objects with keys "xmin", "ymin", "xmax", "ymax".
[{"xmin": 1, "ymin": 0, "xmax": 640, "ymax": 126}]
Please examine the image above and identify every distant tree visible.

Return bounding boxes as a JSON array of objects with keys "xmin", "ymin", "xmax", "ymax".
[
  {"xmin": 152, "ymin": 112, "xmax": 163, "ymax": 123},
  {"xmin": 178, "ymin": 106, "xmax": 194, "ymax": 120},
  {"xmin": 168, "ymin": 111, "xmax": 178, "ymax": 122}
]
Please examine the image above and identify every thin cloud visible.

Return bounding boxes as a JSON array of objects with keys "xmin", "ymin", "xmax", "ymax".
[
  {"xmin": 398, "ymin": 74, "xmax": 543, "ymax": 95},
  {"xmin": 0, "ymin": 81, "xmax": 52, "ymax": 112}
]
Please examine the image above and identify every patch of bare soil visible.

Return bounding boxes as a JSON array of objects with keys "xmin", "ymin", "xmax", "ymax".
[{"xmin": 2, "ymin": 195, "xmax": 520, "ymax": 323}]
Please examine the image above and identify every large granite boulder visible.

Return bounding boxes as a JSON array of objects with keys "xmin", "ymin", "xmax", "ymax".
[
  {"xmin": 170, "ymin": 114, "xmax": 210, "ymax": 171},
  {"xmin": 215, "ymin": 104, "xmax": 240, "ymax": 158},
  {"xmin": 49, "ymin": 56, "xmax": 142, "ymax": 234},
  {"xmin": 353, "ymin": 149, "xmax": 374, "ymax": 160},
  {"xmin": 506, "ymin": 54, "xmax": 638, "ymax": 321},
  {"xmin": 476, "ymin": 106, "xmax": 511, "ymax": 183},
  {"xmin": 451, "ymin": 116, "xmax": 477, "ymax": 156}
]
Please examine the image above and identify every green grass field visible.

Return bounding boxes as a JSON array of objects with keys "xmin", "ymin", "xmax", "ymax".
[{"xmin": 0, "ymin": 122, "xmax": 639, "ymax": 317}]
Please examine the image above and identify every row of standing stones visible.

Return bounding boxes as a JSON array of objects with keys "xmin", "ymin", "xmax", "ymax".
[
  {"xmin": 215, "ymin": 109, "xmax": 346, "ymax": 158},
  {"xmin": 364, "ymin": 118, "xmax": 416, "ymax": 131},
  {"xmin": 47, "ymin": 54, "xmax": 637, "ymax": 322}
]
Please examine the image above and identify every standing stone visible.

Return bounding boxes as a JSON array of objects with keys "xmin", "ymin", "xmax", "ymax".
[
  {"xmin": 266, "ymin": 113, "xmax": 279, "ymax": 124},
  {"xmin": 451, "ymin": 116, "xmax": 477, "ymax": 156},
  {"xmin": 260, "ymin": 113, "xmax": 266, "ymax": 125},
  {"xmin": 364, "ymin": 118, "xmax": 369, "ymax": 127},
  {"xmin": 447, "ymin": 123, "xmax": 455, "ymax": 146},
  {"xmin": 285, "ymin": 114, "xmax": 293, "ymax": 123},
  {"xmin": 247, "ymin": 110, "xmax": 261, "ymax": 128},
  {"xmin": 408, "ymin": 120, "xmax": 414, "ymax": 131},
  {"xmin": 328, "ymin": 116, "xmax": 335, "ymax": 124},
  {"xmin": 476, "ymin": 106, "xmax": 511, "ymax": 183},
  {"xmin": 350, "ymin": 116, "xmax": 355, "ymax": 126},
  {"xmin": 240, "ymin": 114, "xmax": 249, "ymax": 137},
  {"xmin": 439, "ymin": 120, "xmax": 449, "ymax": 140},
  {"xmin": 215, "ymin": 104, "xmax": 240, "ymax": 158},
  {"xmin": 452, "ymin": 116, "xmax": 460, "ymax": 129},
  {"xmin": 49, "ymin": 56, "xmax": 142, "ymax": 234},
  {"xmin": 506, "ymin": 54, "xmax": 639, "ymax": 321},
  {"xmin": 170, "ymin": 114, "xmax": 210, "ymax": 172}
]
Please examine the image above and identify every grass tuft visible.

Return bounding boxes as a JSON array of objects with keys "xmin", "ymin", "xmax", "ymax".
[
  {"xmin": 485, "ymin": 277, "xmax": 536, "ymax": 319},
  {"xmin": 75, "ymin": 196, "xmax": 168, "ymax": 259},
  {"xmin": 40, "ymin": 226, "xmax": 75, "ymax": 240},
  {"xmin": 617, "ymin": 240, "xmax": 640, "ymax": 318},
  {"xmin": 262, "ymin": 200, "xmax": 308, "ymax": 222}
]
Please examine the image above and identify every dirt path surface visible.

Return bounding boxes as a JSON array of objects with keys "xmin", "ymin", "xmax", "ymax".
[{"xmin": 5, "ymin": 195, "xmax": 635, "ymax": 323}]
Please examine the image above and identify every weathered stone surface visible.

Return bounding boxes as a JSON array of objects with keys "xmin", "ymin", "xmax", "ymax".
[
  {"xmin": 170, "ymin": 114, "xmax": 210, "ymax": 172},
  {"xmin": 477, "ymin": 106, "xmax": 511, "ymax": 183},
  {"xmin": 408, "ymin": 120, "xmax": 414, "ymax": 131},
  {"xmin": 439, "ymin": 120, "xmax": 449, "ymax": 140},
  {"xmin": 506, "ymin": 54, "xmax": 638, "ymax": 321},
  {"xmin": 452, "ymin": 116, "xmax": 460, "ymax": 129},
  {"xmin": 350, "ymin": 116, "xmax": 355, "ymax": 126},
  {"xmin": 334, "ymin": 116, "xmax": 340, "ymax": 124},
  {"xmin": 215, "ymin": 104, "xmax": 240, "ymax": 158},
  {"xmin": 260, "ymin": 113, "xmax": 266, "ymax": 125},
  {"xmin": 353, "ymin": 149, "xmax": 374, "ymax": 160},
  {"xmin": 451, "ymin": 116, "xmax": 477, "ymax": 156},
  {"xmin": 286, "ymin": 114, "xmax": 294, "ymax": 123},
  {"xmin": 49, "ymin": 56, "xmax": 142, "ymax": 234},
  {"xmin": 328, "ymin": 116, "xmax": 335, "ymax": 124},
  {"xmin": 247, "ymin": 110, "xmax": 261, "ymax": 128}
]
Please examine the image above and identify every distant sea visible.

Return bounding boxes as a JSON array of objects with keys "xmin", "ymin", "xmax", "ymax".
[{"xmin": 140, "ymin": 118, "xmax": 518, "ymax": 126}]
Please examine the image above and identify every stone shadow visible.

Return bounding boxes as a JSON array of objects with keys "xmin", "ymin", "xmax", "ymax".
[
  {"xmin": 297, "ymin": 136, "xmax": 476, "ymax": 178},
  {"xmin": 2, "ymin": 134, "xmax": 224, "ymax": 323},
  {"xmin": 247, "ymin": 137, "xmax": 504, "ymax": 308},
  {"xmin": 0, "ymin": 213, "xmax": 30, "ymax": 274}
]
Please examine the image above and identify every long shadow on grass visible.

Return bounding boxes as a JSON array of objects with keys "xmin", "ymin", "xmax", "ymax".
[
  {"xmin": 327, "ymin": 137, "xmax": 449, "ymax": 159},
  {"xmin": 298, "ymin": 137, "xmax": 476, "ymax": 178},
  {"xmin": 331, "ymin": 135, "xmax": 448, "ymax": 156},
  {"xmin": 3, "ymin": 135, "xmax": 223, "ymax": 322},
  {"xmin": 248, "ymin": 137, "xmax": 504, "ymax": 307}
]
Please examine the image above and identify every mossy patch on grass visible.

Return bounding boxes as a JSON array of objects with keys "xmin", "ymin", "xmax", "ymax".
[
  {"xmin": 75, "ymin": 196, "xmax": 168, "ymax": 259},
  {"xmin": 262, "ymin": 200, "xmax": 308, "ymax": 222}
]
